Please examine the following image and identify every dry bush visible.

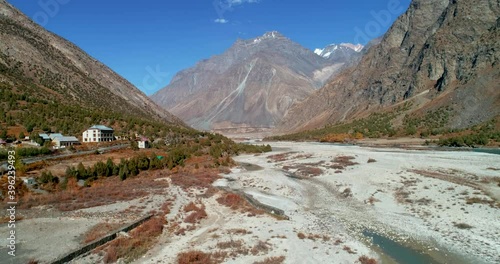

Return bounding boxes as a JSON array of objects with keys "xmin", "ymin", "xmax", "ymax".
[
  {"xmin": 170, "ymin": 170, "xmax": 220, "ymax": 193},
  {"xmin": 228, "ymin": 228, "xmax": 252, "ymax": 235},
  {"xmin": 184, "ymin": 208, "xmax": 207, "ymax": 224},
  {"xmin": 103, "ymin": 246, "xmax": 117, "ymax": 264},
  {"xmin": 184, "ymin": 201, "xmax": 199, "ymax": 212},
  {"xmin": 295, "ymin": 166, "xmax": 323, "ymax": 177},
  {"xmin": 161, "ymin": 201, "xmax": 172, "ymax": 215},
  {"xmin": 415, "ymin": 198, "xmax": 433, "ymax": 205},
  {"xmin": 253, "ymin": 256, "xmax": 286, "ymax": 264},
  {"xmin": 250, "ymin": 240, "xmax": 271, "ymax": 255},
  {"xmin": 217, "ymin": 239, "xmax": 244, "ymax": 250},
  {"xmin": 27, "ymin": 260, "xmax": 39, "ymax": 264},
  {"xmin": 465, "ymin": 197, "xmax": 493, "ymax": 206},
  {"xmin": 177, "ymin": 250, "xmax": 214, "ymax": 264},
  {"xmin": 83, "ymin": 223, "xmax": 122, "ymax": 244},
  {"xmin": 394, "ymin": 189, "xmax": 411, "ymax": 203},
  {"xmin": 333, "ymin": 156, "xmax": 359, "ymax": 167},
  {"xmin": 183, "ymin": 202, "xmax": 207, "ymax": 224},
  {"xmin": 367, "ymin": 158, "xmax": 377, "ymax": 163},
  {"xmin": 358, "ymin": 255, "xmax": 378, "ymax": 264},
  {"xmin": 100, "ymin": 216, "xmax": 166, "ymax": 262},
  {"xmin": 454, "ymin": 222, "xmax": 473, "ymax": 229},
  {"xmin": 367, "ymin": 196, "xmax": 380, "ymax": 205},
  {"xmin": 216, "ymin": 193, "xmax": 244, "ymax": 209},
  {"xmin": 334, "ymin": 239, "xmax": 343, "ymax": 245},
  {"xmin": 320, "ymin": 133, "xmax": 363, "ymax": 143},
  {"xmin": 343, "ymin": 245, "xmax": 356, "ymax": 254},
  {"xmin": 18, "ymin": 172, "xmax": 169, "ymax": 211},
  {"xmin": 297, "ymin": 232, "xmax": 306, "ymax": 239},
  {"xmin": 0, "ymin": 215, "xmax": 23, "ymax": 224},
  {"xmin": 267, "ymin": 152, "xmax": 295, "ymax": 162},
  {"xmin": 341, "ymin": 188, "xmax": 352, "ymax": 198}
]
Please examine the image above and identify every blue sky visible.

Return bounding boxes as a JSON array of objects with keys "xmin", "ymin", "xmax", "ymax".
[{"xmin": 8, "ymin": 0, "xmax": 411, "ymax": 95}]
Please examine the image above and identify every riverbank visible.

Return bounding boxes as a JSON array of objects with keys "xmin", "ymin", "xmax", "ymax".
[{"xmin": 214, "ymin": 141, "xmax": 500, "ymax": 263}]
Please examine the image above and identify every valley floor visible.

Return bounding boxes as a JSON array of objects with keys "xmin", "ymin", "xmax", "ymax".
[
  {"xmin": 139, "ymin": 141, "xmax": 500, "ymax": 263},
  {"xmin": 2, "ymin": 142, "xmax": 499, "ymax": 264}
]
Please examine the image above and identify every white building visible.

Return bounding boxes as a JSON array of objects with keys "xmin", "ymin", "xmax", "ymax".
[
  {"xmin": 82, "ymin": 125, "xmax": 115, "ymax": 143},
  {"xmin": 138, "ymin": 137, "xmax": 150, "ymax": 149}
]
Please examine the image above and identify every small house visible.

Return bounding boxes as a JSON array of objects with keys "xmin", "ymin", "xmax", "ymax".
[
  {"xmin": 0, "ymin": 139, "xmax": 6, "ymax": 148},
  {"xmin": 53, "ymin": 136, "xmax": 80, "ymax": 148},
  {"xmin": 23, "ymin": 177, "xmax": 36, "ymax": 185},
  {"xmin": 138, "ymin": 137, "xmax": 150, "ymax": 149},
  {"xmin": 39, "ymin": 133, "xmax": 51, "ymax": 141},
  {"xmin": 49, "ymin": 133, "xmax": 64, "ymax": 141}
]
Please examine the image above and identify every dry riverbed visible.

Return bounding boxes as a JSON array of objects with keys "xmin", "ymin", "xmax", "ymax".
[{"xmin": 2, "ymin": 142, "xmax": 498, "ymax": 264}]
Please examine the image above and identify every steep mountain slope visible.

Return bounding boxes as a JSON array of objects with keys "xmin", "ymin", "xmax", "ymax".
[
  {"xmin": 0, "ymin": 0, "xmax": 184, "ymax": 130},
  {"xmin": 280, "ymin": 0, "xmax": 500, "ymax": 133},
  {"xmin": 152, "ymin": 32, "xmax": 347, "ymax": 131}
]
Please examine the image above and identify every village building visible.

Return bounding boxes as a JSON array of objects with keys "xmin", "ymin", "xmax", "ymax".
[
  {"xmin": 49, "ymin": 133, "xmax": 64, "ymax": 140},
  {"xmin": 39, "ymin": 133, "xmax": 51, "ymax": 141},
  {"xmin": 138, "ymin": 137, "xmax": 150, "ymax": 149},
  {"xmin": 53, "ymin": 136, "xmax": 80, "ymax": 148},
  {"xmin": 82, "ymin": 125, "xmax": 115, "ymax": 143}
]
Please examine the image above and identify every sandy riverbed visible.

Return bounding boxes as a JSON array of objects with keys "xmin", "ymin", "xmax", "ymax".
[
  {"xmin": 4, "ymin": 141, "xmax": 498, "ymax": 264},
  {"xmin": 138, "ymin": 141, "xmax": 500, "ymax": 264}
]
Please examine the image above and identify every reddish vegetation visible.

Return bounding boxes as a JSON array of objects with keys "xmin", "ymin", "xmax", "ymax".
[
  {"xmin": 358, "ymin": 255, "xmax": 378, "ymax": 264},
  {"xmin": 343, "ymin": 245, "xmax": 356, "ymax": 254},
  {"xmin": 83, "ymin": 223, "xmax": 122, "ymax": 244},
  {"xmin": 101, "ymin": 216, "xmax": 166, "ymax": 263},
  {"xmin": 267, "ymin": 152, "xmax": 296, "ymax": 162},
  {"xmin": 320, "ymin": 132, "xmax": 363, "ymax": 143},
  {"xmin": 253, "ymin": 256, "xmax": 286, "ymax": 264},
  {"xmin": 18, "ymin": 172, "xmax": 169, "ymax": 211},
  {"xmin": 177, "ymin": 250, "xmax": 215, "ymax": 264},
  {"xmin": 217, "ymin": 193, "xmax": 246, "ymax": 209},
  {"xmin": 216, "ymin": 192, "xmax": 264, "ymax": 215},
  {"xmin": 169, "ymin": 169, "xmax": 221, "ymax": 196},
  {"xmin": 331, "ymin": 156, "xmax": 359, "ymax": 170},
  {"xmin": 183, "ymin": 202, "xmax": 208, "ymax": 224}
]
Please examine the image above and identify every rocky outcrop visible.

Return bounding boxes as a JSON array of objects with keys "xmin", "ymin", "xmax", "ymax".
[{"xmin": 279, "ymin": 0, "xmax": 500, "ymax": 132}]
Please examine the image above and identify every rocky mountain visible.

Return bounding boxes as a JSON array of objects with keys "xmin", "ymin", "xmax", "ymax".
[
  {"xmin": 314, "ymin": 43, "xmax": 364, "ymax": 63},
  {"xmin": 279, "ymin": 0, "xmax": 500, "ymax": 132},
  {"xmin": 151, "ymin": 31, "xmax": 348, "ymax": 132},
  {"xmin": 0, "ymin": 0, "xmax": 184, "ymax": 127}
]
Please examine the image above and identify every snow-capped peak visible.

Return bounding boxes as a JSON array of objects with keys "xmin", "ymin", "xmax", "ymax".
[
  {"xmin": 252, "ymin": 31, "xmax": 285, "ymax": 44},
  {"xmin": 314, "ymin": 43, "xmax": 364, "ymax": 59},
  {"xmin": 340, "ymin": 43, "xmax": 364, "ymax": 52}
]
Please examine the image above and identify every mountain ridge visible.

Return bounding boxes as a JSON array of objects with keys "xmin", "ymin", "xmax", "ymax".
[
  {"xmin": 152, "ymin": 31, "xmax": 355, "ymax": 132},
  {"xmin": 0, "ymin": 0, "xmax": 184, "ymax": 127},
  {"xmin": 278, "ymin": 0, "xmax": 500, "ymax": 133}
]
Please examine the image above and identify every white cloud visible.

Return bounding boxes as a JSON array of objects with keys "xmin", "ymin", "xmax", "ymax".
[
  {"xmin": 214, "ymin": 18, "xmax": 229, "ymax": 24},
  {"xmin": 228, "ymin": 0, "xmax": 259, "ymax": 5},
  {"xmin": 213, "ymin": 0, "xmax": 260, "ymax": 24}
]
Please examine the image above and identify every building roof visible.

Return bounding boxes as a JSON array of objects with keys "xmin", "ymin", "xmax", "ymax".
[
  {"xmin": 0, "ymin": 139, "xmax": 6, "ymax": 144},
  {"xmin": 88, "ymin": 125, "xmax": 114, "ymax": 131},
  {"xmin": 39, "ymin": 133, "xmax": 51, "ymax": 140},
  {"xmin": 53, "ymin": 136, "xmax": 79, "ymax": 142},
  {"xmin": 49, "ymin": 133, "xmax": 64, "ymax": 140}
]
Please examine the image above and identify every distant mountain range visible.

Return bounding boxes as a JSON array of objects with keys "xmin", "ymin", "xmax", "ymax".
[
  {"xmin": 314, "ymin": 43, "xmax": 364, "ymax": 63},
  {"xmin": 0, "ymin": 0, "xmax": 184, "ymax": 136},
  {"xmin": 151, "ymin": 31, "xmax": 362, "ymax": 132},
  {"xmin": 279, "ymin": 0, "xmax": 500, "ymax": 133}
]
